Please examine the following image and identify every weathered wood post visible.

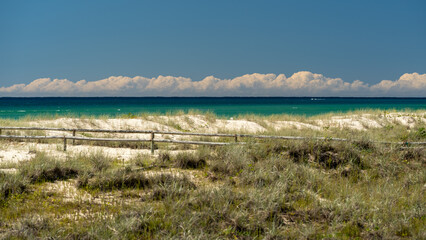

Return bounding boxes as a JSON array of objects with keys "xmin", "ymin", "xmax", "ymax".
[
  {"xmin": 72, "ymin": 130, "xmax": 76, "ymax": 145},
  {"xmin": 63, "ymin": 137, "xmax": 67, "ymax": 151},
  {"xmin": 234, "ymin": 134, "xmax": 238, "ymax": 142},
  {"xmin": 151, "ymin": 131, "xmax": 155, "ymax": 154},
  {"xmin": 0, "ymin": 128, "xmax": 2, "ymax": 135}
]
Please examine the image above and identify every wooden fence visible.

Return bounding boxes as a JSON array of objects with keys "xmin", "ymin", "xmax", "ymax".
[{"xmin": 0, "ymin": 126, "xmax": 424, "ymax": 154}]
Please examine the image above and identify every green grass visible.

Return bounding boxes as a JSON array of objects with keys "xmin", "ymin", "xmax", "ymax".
[
  {"xmin": 0, "ymin": 111, "xmax": 425, "ymax": 239},
  {"xmin": 174, "ymin": 151, "xmax": 207, "ymax": 169},
  {"xmin": 77, "ymin": 168, "xmax": 195, "ymax": 191},
  {"xmin": 0, "ymin": 141, "xmax": 424, "ymax": 239}
]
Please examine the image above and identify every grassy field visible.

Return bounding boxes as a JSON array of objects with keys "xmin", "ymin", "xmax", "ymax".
[{"xmin": 0, "ymin": 111, "xmax": 425, "ymax": 239}]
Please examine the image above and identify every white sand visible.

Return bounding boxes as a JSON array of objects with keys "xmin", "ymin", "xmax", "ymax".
[
  {"xmin": 0, "ymin": 149, "xmax": 35, "ymax": 163},
  {"xmin": 27, "ymin": 112, "xmax": 425, "ymax": 135},
  {"xmin": 214, "ymin": 119, "xmax": 266, "ymax": 133},
  {"xmin": 267, "ymin": 121, "xmax": 321, "ymax": 131},
  {"xmin": 1, "ymin": 112, "xmax": 424, "ymax": 166}
]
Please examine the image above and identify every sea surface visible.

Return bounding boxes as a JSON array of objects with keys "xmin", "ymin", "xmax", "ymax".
[{"xmin": 0, "ymin": 97, "xmax": 425, "ymax": 119}]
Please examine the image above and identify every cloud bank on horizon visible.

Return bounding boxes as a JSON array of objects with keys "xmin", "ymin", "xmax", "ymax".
[{"xmin": 0, "ymin": 71, "xmax": 425, "ymax": 97}]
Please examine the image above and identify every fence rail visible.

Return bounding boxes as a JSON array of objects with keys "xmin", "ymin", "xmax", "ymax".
[
  {"xmin": 0, "ymin": 126, "xmax": 345, "ymax": 140},
  {"xmin": 0, "ymin": 126, "xmax": 424, "ymax": 154},
  {"xmin": 0, "ymin": 134, "xmax": 233, "ymax": 153}
]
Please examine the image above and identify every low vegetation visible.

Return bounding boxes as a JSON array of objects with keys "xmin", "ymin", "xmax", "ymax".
[
  {"xmin": 77, "ymin": 169, "xmax": 195, "ymax": 192},
  {"xmin": 0, "ymin": 111, "xmax": 425, "ymax": 239},
  {"xmin": 174, "ymin": 151, "xmax": 207, "ymax": 169}
]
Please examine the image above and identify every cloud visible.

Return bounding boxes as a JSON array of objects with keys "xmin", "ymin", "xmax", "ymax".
[
  {"xmin": 370, "ymin": 73, "xmax": 426, "ymax": 95},
  {"xmin": 0, "ymin": 71, "xmax": 425, "ymax": 97}
]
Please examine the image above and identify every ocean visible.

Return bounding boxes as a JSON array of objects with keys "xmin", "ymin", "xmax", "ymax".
[{"xmin": 0, "ymin": 97, "xmax": 425, "ymax": 119}]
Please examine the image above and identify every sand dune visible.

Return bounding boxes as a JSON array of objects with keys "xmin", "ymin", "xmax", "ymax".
[{"xmin": 0, "ymin": 112, "xmax": 424, "ymax": 166}]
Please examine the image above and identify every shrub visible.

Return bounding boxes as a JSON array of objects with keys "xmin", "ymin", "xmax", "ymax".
[
  {"xmin": 19, "ymin": 153, "xmax": 80, "ymax": 183},
  {"xmin": 353, "ymin": 139, "xmax": 376, "ymax": 151},
  {"xmin": 339, "ymin": 222, "xmax": 364, "ymax": 238},
  {"xmin": 287, "ymin": 141, "xmax": 362, "ymax": 169},
  {"xmin": 78, "ymin": 169, "xmax": 195, "ymax": 191},
  {"xmin": 0, "ymin": 172, "xmax": 27, "ymax": 204},
  {"xmin": 210, "ymin": 145, "xmax": 252, "ymax": 176},
  {"xmin": 150, "ymin": 181, "xmax": 195, "ymax": 201},
  {"xmin": 174, "ymin": 152, "xmax": 206, "ymax": 169},
  {"xmin": 157, "ymin": 152, "xmax": 170, "ymax": 164},
  {"xmin": 400, "ymin": 148, "xmax": 424, "ymax": 162},
  {"xmin": 2, "ymin": 215, "xmax": 51, "ymax": 239},
  {"xmin": 86, "ymin": 151, "xmax": 113, "ymax": 172},
  {"xmin": 131, "ymin": 153, "xmax": 154, "ymax": 168}
]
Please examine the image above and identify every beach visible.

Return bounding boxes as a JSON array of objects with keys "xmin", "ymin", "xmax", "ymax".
[
  {"xmin": 0, "ymin": 110, "xmax": 424, "ymax": 165},
  {"xmin": 1, "ymin": 110, "xmax": 425, "ymax": 238}
]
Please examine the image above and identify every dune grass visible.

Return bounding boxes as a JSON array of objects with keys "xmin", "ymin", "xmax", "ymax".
[
  {"xmin": 0, "ymin": 111, "xmax": 425, "ymax": 239},
  {"xmin": 0, "ymin": 136, "xmax": 424, "ymax": 239}
]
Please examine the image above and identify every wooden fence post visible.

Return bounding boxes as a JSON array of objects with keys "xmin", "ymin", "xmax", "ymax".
[
  {"xmin": 72, "ymin": 130, "xmax": 76, "ymax": 145},
  {"xmin": 0, "ymin": 128, "xmax": 2, "ymax": 135},
  {"xmin": 151, "ymin": 131, "xmax": 155, "ymax": 154},
  {"xmin": 234, "ymin": 134, "xmax": 238, "ymax": 142},
  {"xmin": 63, "ymin": 137, "xmax": 67, "ymax": 151}
]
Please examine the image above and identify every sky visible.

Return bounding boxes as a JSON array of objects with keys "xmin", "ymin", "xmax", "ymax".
[{"xmin": 0, "ymin": 0, "xmax": 425, "ymax": 97}]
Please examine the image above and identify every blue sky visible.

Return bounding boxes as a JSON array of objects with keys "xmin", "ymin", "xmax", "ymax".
[{"xmin": 0, "ymin": 0, "xmax": 425, "ymax": 96}]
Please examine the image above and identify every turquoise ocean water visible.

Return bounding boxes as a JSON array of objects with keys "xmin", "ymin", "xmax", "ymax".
[{"xmin": 0, "ymin": 97, "xmax": 425, "ymax": 119}]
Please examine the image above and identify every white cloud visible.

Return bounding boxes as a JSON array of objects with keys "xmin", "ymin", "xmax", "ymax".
[
  {"xmin": 370, "ymin": 72, "xmax": 426, "ymax": 95},
  {"xmin": 0, "ymin": 72, "xmax": 425, "ymax": 97}
]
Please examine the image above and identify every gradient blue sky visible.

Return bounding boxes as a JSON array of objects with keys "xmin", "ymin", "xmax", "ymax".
[{"xmin": 0, "ymin": 0, "xmax": 425, "ymax": 96}]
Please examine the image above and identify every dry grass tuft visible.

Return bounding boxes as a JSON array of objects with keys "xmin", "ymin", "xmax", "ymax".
[{"xmin": 174, "ymin": 152, "xmax": 207, "ymax": 169}]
